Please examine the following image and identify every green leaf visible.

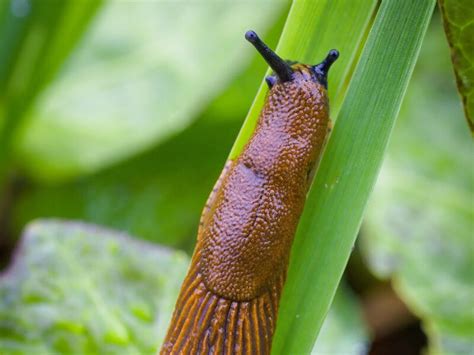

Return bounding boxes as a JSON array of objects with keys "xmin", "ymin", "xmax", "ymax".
[
  {"xmin": 10, "ymin": 11, "xmax": 289, "ymax": 250},
  {"xmin": 270, "ymin": 1, "xmax": 436, "ymax": 354},
  {"xmin": 0, "ymin": 0, "xmax": 102, "ymax": 180},
  {"xmin": 361, "ymin": 16, "xmax": 474, "ymax": 354},
  {"xmin": 0, "ymin": 220, "xmax": 365, "ymax": 354},
  {"xmin": 0, "ymin": 220, "xmax": 189, "ymax": 354},
  {"xmin": 312, "ymin": 285, "xmax": 369, "ymax": 354},
  {"xmin": 14, "ymin": 1, "xmax": 285, "ymax": 181},
  {"xmin": 439, "ymin": 0, "xmax": 474, "ymax": 131},
  {"xmin": 12, "ymin": 119, "xmax": 242, "ymax": 249},
  {"xmin": 0, "ymin": 0, "xmax": 102, "ymax": 92}
]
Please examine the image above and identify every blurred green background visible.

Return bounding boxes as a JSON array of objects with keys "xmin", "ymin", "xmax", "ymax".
[{"xmin": 0, "ymin": 1, "xmax": 472, "ymax": 354}]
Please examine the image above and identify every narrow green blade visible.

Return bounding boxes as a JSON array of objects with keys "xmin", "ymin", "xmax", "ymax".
[{"xmin": 273, "ymin": 1, "xmax": 435, "ymax": 354}]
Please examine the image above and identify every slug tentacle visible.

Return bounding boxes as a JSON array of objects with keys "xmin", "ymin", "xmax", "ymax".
[
  {"xmin": 312, "ymin": 49, "xmax": 340, "ymax": 88},
  {"xmin": 245, "ymin": 30, "xmax": 293, "ymax": 82}
]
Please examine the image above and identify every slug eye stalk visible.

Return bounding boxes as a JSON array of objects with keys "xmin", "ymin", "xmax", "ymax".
[
  {"xmin": 246, "ymin": 30, "xmax": 339, "ymax": 89},
  {"xmin": 245, "ymin": 30, "xmax": 293, "ymax": 82},
  {"xmin": 313, "ymin": 49, "xmax": 339, "ymax": 88}
]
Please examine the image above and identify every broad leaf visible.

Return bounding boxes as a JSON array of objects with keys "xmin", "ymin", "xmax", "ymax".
[
  {"xmin": 0, "ymin": 220, "xmax": 368, "ymax": 354},
  {"xmin": 439, "ymin": 0, "xmax": 474, "ymax": 131},
  {"xmin": 0, "ymin": 0, "xmax": 102, "ymax": 181},
  {"xmin": 9, "ymin": 12, "xmax": 289, "ymax": 250},
  {"xmin": 14, "ymin": 1, "xmax": 285, "ymax": 181},
  {"xmin": 0, "ymin": 220, "xmax": 189, "ymax": 354},
  {"xmin": 12, "ymin": 119, "xmax": 242, "ymax": 249}
]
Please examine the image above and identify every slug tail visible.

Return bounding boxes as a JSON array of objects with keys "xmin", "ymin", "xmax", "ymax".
[{"xmin": 160, "ymin": 251, "xmax": 285, "ymax": 355}]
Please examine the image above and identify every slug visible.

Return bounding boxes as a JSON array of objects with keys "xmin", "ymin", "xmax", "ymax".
[{"xmin": 160, "ymin": 30, "xmax": 338, "ymax": 355}]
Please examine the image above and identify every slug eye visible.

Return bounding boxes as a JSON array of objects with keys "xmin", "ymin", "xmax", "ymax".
[{"xmin": 265, "ymin": 75, "xmax": 277, "ymax": 88}]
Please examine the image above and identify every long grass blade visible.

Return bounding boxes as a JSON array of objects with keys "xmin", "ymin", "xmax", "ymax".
[{"xmin": 272, "ymin": 1, "xmax": 436, "ymax": 353}]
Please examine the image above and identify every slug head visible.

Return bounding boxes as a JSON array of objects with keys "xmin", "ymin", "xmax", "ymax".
[{"xmin": 245, "ymin": 30, "xmax": 339, "ymax": 89}]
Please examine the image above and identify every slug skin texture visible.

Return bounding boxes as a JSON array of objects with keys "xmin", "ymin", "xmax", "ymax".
[{"xmin": 160, "ymin": 31, "xmax": 338, "ymax": 355}]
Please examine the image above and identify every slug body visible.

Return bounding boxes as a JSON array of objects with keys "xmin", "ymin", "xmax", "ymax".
[{"xmin": 161, "ymin": 31, "xmax": 338, "ymax": 355}]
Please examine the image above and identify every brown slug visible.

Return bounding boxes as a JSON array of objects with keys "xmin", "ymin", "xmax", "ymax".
[{"xmin": 160, "ymin": 30, "xmax": 339, "ymax": 355}]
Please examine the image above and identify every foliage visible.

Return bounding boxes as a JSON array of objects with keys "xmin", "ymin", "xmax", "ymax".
[
  {"xmin": 0, "ymin": 0, "xmax": 470, "ymax": 354},
  {"xmin": 0, "ymin": 220, "xmax": 367, "ymax": 354},
  {"xmin": 9, "ymin": 3, "xmax": 289, "ymax": 250},
  {"xmin": 12, "ymin": 1, "xmax": 285, "ymax": 181},
  {"xmin": 439, "ymin": 0, "xmax": 474, "ymax": 131},
  {"xmin": 0, "ymin": 221, "xmax": 188, "ymax": 354},
  {"xmin": 12, "ymin": 119, "xmax": 242, "ymax": 250},
  {"xmin": 0, "ymin": 0, "xmax": 102, "ymax": 186}
]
